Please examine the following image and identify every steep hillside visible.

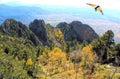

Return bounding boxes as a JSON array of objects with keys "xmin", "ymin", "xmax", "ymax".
[
  {"xmin": 45, "ymin": 24, "xmax": 64, "ymax": 48},
  {"xmin": 0, "ymin": 19, "xmax": 41, "ymax": 46},
  {"xmin": 29, "ymin": 19, "xmax": 65, "ymax": 47},
  {"xmin": 0, "ymin": 18, "xmax": 120, "ymax": 79}
]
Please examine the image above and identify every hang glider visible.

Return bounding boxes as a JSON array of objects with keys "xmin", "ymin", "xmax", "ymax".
[{"xmin": 86, "ymin": 3, "xmax": 103, "ymax": 15}]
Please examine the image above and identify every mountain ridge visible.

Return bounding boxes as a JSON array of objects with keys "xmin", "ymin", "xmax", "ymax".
[
  {"xmin": 57, "ymin": 21, "xmax": 98, "ymax": 43},
  {"xmin": 0, "ymin": 18, "xmax": 98, "ymax": 48},
  {"xmin": 0, "ymin": 19, "xmax": 41, "ymax": 46}
]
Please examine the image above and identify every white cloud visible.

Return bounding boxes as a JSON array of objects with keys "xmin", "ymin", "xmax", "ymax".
[{"xmin": 0, "ymin": 0, "xmax": 120, "ymax": 10}]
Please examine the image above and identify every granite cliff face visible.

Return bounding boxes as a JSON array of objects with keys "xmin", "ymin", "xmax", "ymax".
[
  {"xmin": 29, "ymin": 19, "xmax": 47, "ymax": 45},
  {"xmin": 57, "ymin": 21, "xmax": 99, "ymax": 42},
  {"xmin": 29, "ymin": 19, "xmax": 65, "ymax": 47}
]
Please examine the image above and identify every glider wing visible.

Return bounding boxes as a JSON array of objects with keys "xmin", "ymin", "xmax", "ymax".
[
  {"xmin": 86, "ymin": 3, "xmax": 97, "ymax": 8},
  {"xmin": 97, "ymin": 7, "xmax": 104, "ymax": 15}
]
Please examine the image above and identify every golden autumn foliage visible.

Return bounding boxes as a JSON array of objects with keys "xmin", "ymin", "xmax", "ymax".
[
  {"xmin": 36, "ymin": 45, "xmax": 120, "ymax": 79},
  {"xmin": 68, "ymin": 45, "xmax": 96, "ymax": 79},
  {"xmin": 26, "ymin": 58, "xmax": 33, "ymax": 65},
  {"xmin": 54, "ymin": 28, "xmax": 64, "ymax": 43},
  {"xmin": 81, "ymin": 44, "xmax": 95, "ymax": 61},
  {"xmin": 38, "ymin": 47, "xmax": 67, "ymax": 76},
  {"xmin": 18, "ymin": 45, "xmax": 120, "ymax": 79},
  {"xmin": 25, "ymin": 44, "xmax": 119, "ymax": 79}
]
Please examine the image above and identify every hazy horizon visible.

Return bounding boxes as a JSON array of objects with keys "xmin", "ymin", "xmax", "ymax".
[{"xmin": 0, "ymin": 0, "xmax": 120, "ymax": 43}]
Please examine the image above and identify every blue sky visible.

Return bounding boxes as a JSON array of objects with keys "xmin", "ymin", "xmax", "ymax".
[{"xmin": 0, "ymin": 0, "xmax": 120, "ymax": 10}]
